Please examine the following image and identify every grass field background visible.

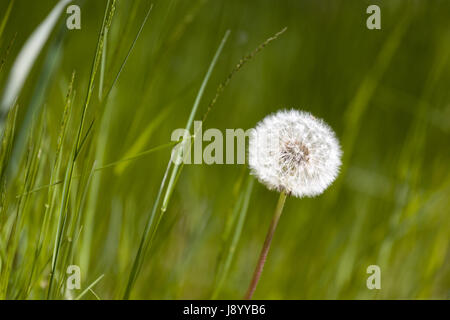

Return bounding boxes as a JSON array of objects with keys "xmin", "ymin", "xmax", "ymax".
[{"xmin": 0, "ymin": 0, "xmax": 449, "ymax": 299}]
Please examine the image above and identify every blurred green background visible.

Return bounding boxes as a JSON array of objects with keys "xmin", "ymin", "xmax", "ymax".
[{"xmin": 0, "ymin": 0, "xmax": 449, "ymax": 299}]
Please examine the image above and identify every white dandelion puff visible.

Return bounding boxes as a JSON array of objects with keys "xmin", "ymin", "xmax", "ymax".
[
  {"xmin": 244, "ymin": 109, "xmax": 342, "ymax": 299},
  {"xmin": 248, "ymin": 109, "xmax": 342, "ymax": 198}
]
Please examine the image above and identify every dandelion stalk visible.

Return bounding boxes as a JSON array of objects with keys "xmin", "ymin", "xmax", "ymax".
[
  {"xmin": 245, "ymin": 109, "xmax": 342, "ymax": 298},
  {"xmin": 244, "ymin": 191, "xmax": 286, "ymax": 300}
]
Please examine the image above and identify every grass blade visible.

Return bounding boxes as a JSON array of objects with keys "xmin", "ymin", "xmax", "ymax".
[
  {"xmin": 75, "ymin": 274, "xmax": 105, "ymax": 300},
  {"xmin": 122, "ymin": 159, "xmax": 173, "ymax": 299},
  {"xmin": 7, "ymin": 24, "xmax": 67, "ymax": 181},
  {"xmin": 160, "ymin": 30, "xmax": 230, "ymax": 213},
  {"xmin": 0, "ymin": 0, "xmax": 71, "ymax": 127},
  {"xmin": 211, "ymin": 176, "xmax": 254, "ymax": 299},
  {"xmin": 122, "ymin": 30, "xmax": 231, "ymax": 299},
  {"xmin": 79, "ymin": 3, "xmax": 153, "ymax": 274},
  {"xmin": 0, "ymin": 0, "xmax": 15, "ymax": 44},
  {"xmin": 47, "ymin": 0, "xmax": 116, "ymax": 299}
]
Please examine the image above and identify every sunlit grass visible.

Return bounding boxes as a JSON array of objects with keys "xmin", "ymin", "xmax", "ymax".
[{"xmin": 0, "ymin": 0, "xmax": 448, "ymax": 300}]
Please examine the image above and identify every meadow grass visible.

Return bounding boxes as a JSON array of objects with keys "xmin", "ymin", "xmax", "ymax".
[{"xmin": 0, "ymin": 0, "xmax": 449, "ymax": 300}]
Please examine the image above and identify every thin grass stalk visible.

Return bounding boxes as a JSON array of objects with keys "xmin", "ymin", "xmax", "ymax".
[
  {"xmin": 123, "ymin": 160, "xmax": 173, "ymax": 299},
  {"xmin": 0, "ymin": 105, "xmax": 18, "ymax": 180},
  {"xmin": 0, "ymin": 33, "xmax": 16, "ymax": 75},
  {"xmin": 160, "ymin": 30, "xmax": 230, "ymax": 212},
  {"xmin": 17, "ymin": 140, "xmax": 179, "ymax": 197},
  {"xmin": 0, "ymin": 113, "xmax": 44, "ymax": 298},
  {"xmin": 80, "ymin": 4, "xmax": 152, "ymax": 273},
  {"xmin": 24, "ymin": 72, "xmax": 75, "ymax": 298},
  {"xmin": 212, "ymin": 176, "xmax": 254, "ymax": 299},
  {"xmin": 75, "ymin": 274, "xmax": 105, "ymax": 300},
  {"xmin": 103, "ymin": 4, "xmax": 153, "ymax": 102},
  {"xmin": 0, "ymin": 0, "xmax": 15, "ymax": 44},
  {"xmin": 47, "ymin": 0, "xmax": 116, "ymax": 299}
]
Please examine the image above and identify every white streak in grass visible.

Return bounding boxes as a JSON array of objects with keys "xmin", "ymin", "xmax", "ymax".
[{"xmin": 0, "ymin": 0, "xmax": 71, "ymax": 117}]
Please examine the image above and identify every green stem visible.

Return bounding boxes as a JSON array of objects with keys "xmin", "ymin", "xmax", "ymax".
[
  {"xmin": 123, "ymin": 160, "xmax": 173, "ymax": 300},
  {"xmin": 244, "ymin": 191, "xmax": 287, "ymax": 300}
]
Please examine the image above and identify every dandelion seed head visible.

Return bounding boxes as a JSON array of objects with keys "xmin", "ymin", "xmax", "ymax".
[{"xmin": 248, "ymin": 109, "xmax": 342, "ymax": 198}]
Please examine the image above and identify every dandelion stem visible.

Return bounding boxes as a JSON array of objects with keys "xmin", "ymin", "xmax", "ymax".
[{"xmin": 244, "ymin": 191, "xmax": 287, "ymax": 300}]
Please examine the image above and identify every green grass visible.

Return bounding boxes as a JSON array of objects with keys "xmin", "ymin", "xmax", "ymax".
[{"xmin": 0, "ymin": 0, "xmax": 449, "ymax": 300}]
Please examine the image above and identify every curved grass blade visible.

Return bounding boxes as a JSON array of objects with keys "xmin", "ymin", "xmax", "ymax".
[
  {"xmin": 0, "ymin": 0, "xmax": 71, "ymax": 128},
  {"xmin": 7, "ymin": 24, "xmax": 67, "ymax": 181}
]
